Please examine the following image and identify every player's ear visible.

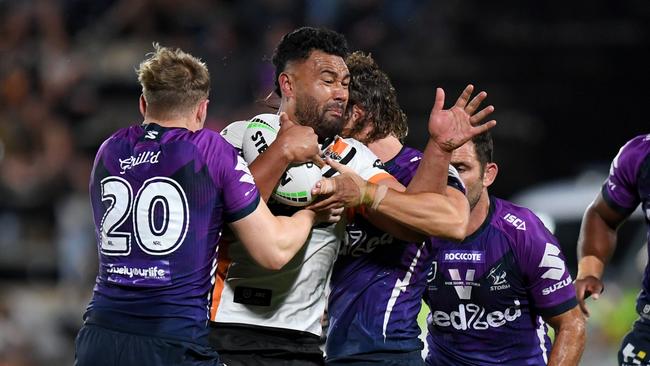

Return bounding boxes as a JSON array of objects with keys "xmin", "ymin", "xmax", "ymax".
[
  {"xmin": 483, "ymin": 162, "xmax": 498, "ymax": 188},
  {"xmin": 351, "ymin": 104, "xmax": 365, "ymax": 122},
  {"xmin": 139, "ymin": 94, "xmax": 147, "ymax": 118},
  {"xmin": 197, "ymin": 99, "xmax": 209, "ymax": 124},
  {"xmin": 279, "ymin": 72, "xmax": 293, "ymax": 98}
]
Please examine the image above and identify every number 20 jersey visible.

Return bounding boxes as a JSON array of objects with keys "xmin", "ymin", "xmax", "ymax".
[
  {"xmin": 86, "ymin": 123, "xmax": 259, "ymax": 344},
  {"xmin": 424, "ymin": 197, "xmax": 577, "ymax": 366}
]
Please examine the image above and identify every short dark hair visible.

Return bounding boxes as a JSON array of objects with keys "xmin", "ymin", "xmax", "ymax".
[
  {"xmin": 345, "ymin": 51, "xmax": 407, "ymax": 143},
  {"xmin": 272, "ymin": 27, "xmax": 349, "ymax": 96},
  {"xmin": 472, "ymin": 130, "xmax": 494, "ymax": 172}
]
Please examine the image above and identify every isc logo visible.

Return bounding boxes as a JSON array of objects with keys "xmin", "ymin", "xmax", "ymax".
[{"xmin": 503, "ymin": 213, "xmax": 526, "ymax": 231}]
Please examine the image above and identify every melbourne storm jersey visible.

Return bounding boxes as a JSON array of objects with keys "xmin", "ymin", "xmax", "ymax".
[
  {"xmin": 211, "ymin": 114, "xmax": 390, "ymax": 336},
  {"xmin": 326, "ymin": 146, "xmax": 465, "ymax": 361},
  {"xmin": 424, "ymin": 197, "xmax": 577, "ymax": 366},
  {"xmin": 603, "ymin": 134, "xmax": 650, "ymax": 319},
  {"xmin": 86, "ymin": 123, "xmax": 259, "ymax": 344}
]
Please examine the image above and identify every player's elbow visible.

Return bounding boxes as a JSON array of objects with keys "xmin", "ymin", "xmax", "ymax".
[{"xmin": 255, "ymin": 252, "xmax": 291, "ymax": 270}]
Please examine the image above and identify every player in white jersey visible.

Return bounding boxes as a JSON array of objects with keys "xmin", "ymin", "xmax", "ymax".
[{"xmin": 208, "ymin": 27, "xmax": 493, "ymax": 366}]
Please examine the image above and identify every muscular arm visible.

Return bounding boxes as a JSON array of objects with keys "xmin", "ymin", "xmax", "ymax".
[
  {"xmin": 406, "ymin": 139, "xmax": 451, "ymax": 194},
  {"xmin": 575, "ymin": 192, "xmax": 627, "ymax": 314},
  {"xmin": 311, "ymin": 171, "xmax": 469, "ymax": 242},
  {"xmin": 545, "ymin": 306, "xmax": 586, "ymax": 366},
  {"xmin": 228, "ymin": 200, "xmax": 316, "ymax": 270}
]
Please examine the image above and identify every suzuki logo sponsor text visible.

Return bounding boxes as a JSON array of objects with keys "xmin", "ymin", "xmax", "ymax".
[
  {"xmin": 539, "ymin": 243, "xmax": 566, "ymax": 281},
  {"xmin": 542, "ymin": 276, "xmax": 572, "ymax": 296},
  {"xmin": 430, "ymin": 299, "xmax": 522, "ymax": 330}
]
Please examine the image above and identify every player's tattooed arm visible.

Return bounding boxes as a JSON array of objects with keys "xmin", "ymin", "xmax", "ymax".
[
  {"xmin": 407, "ymin": 85, "xmax": 496, "ymax": 194},
  {"xmin": 576, "ymin": 192, "xmax": 627, "ymax": 316},
  {"xmin": 248, "ymin": 112, "xmax": 325, "ymax": 201},
  {"xmin": 544, "ymin": 306, "xmax": 586, "ymax": 366}
]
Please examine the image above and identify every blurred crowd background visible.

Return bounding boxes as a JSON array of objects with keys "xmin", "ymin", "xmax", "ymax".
[{"xmin": 0, "ymin": 0, "xmax": 649, "ymax": 364}]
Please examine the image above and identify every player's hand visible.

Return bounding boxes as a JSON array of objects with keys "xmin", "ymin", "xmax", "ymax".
[
  {"xmin": 312, "ymin": 206, "xmax": 344, "ymax": 224},
  {"xmin": 428, "ymin": 85, "xmax": 496, "ymax": 152},
  {"xmin": 277, "ymin": 112, "xmax": 325, "ymax": 168},
  {"xmin": 307, "ymin": 158, "xmax": 367, "ymax": 210},
  {"xmin": 575, "ymin": 275, "xmax": 604, "ymax": 317}
]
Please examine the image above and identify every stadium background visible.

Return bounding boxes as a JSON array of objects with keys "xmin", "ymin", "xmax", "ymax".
[{"xmin": 0, "ymin": 0, "xmax": 648, "ymax": 364}]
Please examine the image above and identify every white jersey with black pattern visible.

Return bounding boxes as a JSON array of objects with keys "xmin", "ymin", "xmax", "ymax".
[{"xmin": 211, "ymin": 113, "xmax": 389, "ymax": 336}]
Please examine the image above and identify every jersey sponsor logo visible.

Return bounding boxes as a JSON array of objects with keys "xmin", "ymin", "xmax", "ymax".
[
  {"xmin": 621, "ymin": 342, "xmax": 648, "ymax": 364},
  {"xmin": 488, "ymin": 264, "xmax": 510, "ymax": 291},
  {"xmin": 542, "ymin": 276, "xmax": 572, "ymax": 296},
  {"xmin": 442, "ymin": 250, "xmax": 484, "ymax": 263},
  {"xmin": 119, "ymin": 151, "xmax": 160, "ymax": 175},
  {"xmin": 145, "ymin": 130, "xmax": 159, "ymax": 140},
  {"xmin": 538, "ymin": 243, "xmax": 566, "ymax": 281},
  {"xmin": 104, "ymin": 260, "xmax": 171, "ymax": 286},
  {"xmin": 502, "ymin": 213, "xmax": 526, "ymax": 230},
  {"xmin": 372, "ymin": 158, "xmax": 384, "ymax": 168},
  {"xmin": 430, "ymin": 299, "xmax": 522, "ymax": 330},
  {"xmin": 447, "ymin": 269, "xmax": 478, "ymax": 300},
  {"xmin": 340, "ymin": 228, "xmax": 393, "ymax": 256}
]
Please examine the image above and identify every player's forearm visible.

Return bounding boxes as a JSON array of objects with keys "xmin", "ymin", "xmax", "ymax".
[
  {"xmin": 373, "ymin": 189, "xmax": 468, "ymax": 240},
  {"xmin": 406, "ymin": 138, "xmax": 451, "ymax": 194},
  {"xmin": 547, "ymin": 309, "xmax": 586, "ymax": 366},
  {"xmin": 248, "ymin": 143, "xmax": 291, "ymax": 201},
  {"xmin": 268, "ymin": 210, "xmax": 317, "ymax": 269},
  {"xmin": 576, "ymin": 205, "xmax": 617, "ymax": 279}
]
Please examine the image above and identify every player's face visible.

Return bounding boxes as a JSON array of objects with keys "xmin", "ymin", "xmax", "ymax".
[
  {"xmin": 292, "ymin": 50, "xmax": 350, "ymax": 140},
  {"xmin": 451, "ymin": 142, "xmax": 484, "ymax": 210}
]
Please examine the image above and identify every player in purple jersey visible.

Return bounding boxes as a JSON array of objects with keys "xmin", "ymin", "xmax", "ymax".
[
  {"xmin": 423, "ymin": 132, "xmax": 585, "ymax": 366},
  {"xmin": 74, "ymin": 44, "xmax": 334, "ymax": 366},
  {"xmin": 576, "ymin": 134, "xmax": 650, "ymax": 365},
  {"xmin": 322, "ymin": 52, "xmax": 494, "ymax": 365}
]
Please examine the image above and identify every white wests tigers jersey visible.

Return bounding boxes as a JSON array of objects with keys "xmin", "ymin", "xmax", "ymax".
[{"xmin": 210, "ymin": 113, "xmax": 390, "ymax": 335}]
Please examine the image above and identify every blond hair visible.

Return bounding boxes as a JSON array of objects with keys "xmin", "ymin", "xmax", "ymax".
[{"xmin": 137, "ymin": 43, "xmax": 210, "ymax": 119}]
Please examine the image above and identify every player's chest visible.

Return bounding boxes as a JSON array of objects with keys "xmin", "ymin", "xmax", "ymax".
[{"xmin": 426, "ymin": 245, "xmax": 526, "ymax": 303}]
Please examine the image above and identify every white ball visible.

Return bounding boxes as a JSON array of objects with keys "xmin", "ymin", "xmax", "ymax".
[{"xmin": 241, "ymin": 116, "xmax": 322, "ymax": 207}]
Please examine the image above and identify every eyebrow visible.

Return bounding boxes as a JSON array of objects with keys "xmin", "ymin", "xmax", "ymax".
[{"xmin": 321, "ymin": 69, "xmax": 350, "ymax": 80}]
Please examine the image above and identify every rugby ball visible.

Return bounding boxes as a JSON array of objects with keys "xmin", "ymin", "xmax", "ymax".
[{"xmin": 241, "ymin": 115, "xmax": 322, "ymax": 206}]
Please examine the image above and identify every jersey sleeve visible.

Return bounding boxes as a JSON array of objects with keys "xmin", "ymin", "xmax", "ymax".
[
  {"xmin": 602, "ymin": 135, "xmax": 650, "ymax": 216},
  {"xmin": 515, "ymin": 213, "xmax": 577, "ymax": 318},
  {"xmin": 203, "ymin": 131, "xmax": 260, "ymax": 222}
]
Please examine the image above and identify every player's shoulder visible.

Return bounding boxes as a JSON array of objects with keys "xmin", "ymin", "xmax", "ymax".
[
  {"xmin": 324, "ymin": 136, "xmax": 377, "ymax": 161},
  {"xmin": 490, "ymin": 197, "xmax": 553, "ymax": 244}
]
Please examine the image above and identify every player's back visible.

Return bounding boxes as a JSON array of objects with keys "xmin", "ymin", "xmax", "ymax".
[{"xmin": 86, "ymin": 122, "xmax": 258, "ymax": 344}]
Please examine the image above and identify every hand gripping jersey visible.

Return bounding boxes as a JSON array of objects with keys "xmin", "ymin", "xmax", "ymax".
[
  {"xmin": 424, "ymin": 197, "xmax": 577, "ymax": 366},
  {"xmin": 86, "ymin": 123, "xmax": 259, "ymax": 344},
  {"xmin": 326, "ymin": 146, "xmax": 465, "ymax": 362},
  {"xmin": 602, "ymin": 134, "xmax": 650, "ymax": 319},
  {"xmin": 210, "ymin": 114, "xmax": 390, "ymax": 336}
]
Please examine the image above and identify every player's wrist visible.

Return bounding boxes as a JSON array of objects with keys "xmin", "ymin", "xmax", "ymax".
[{"xmin": 576, "ymin": 255, "xmax": 605, "ymax": 280}]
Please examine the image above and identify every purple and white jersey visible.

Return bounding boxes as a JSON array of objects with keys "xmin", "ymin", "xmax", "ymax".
[
  {"xmin": 424, "ymin": 197, "xmax": 577, "ymax": 366},
  {"xmin": 602, "ymin": 134, "xmax": 650, "ymax": 317},
  {"xmin": 326, "ymin": 146, "xmax": 465, "ymax": 361},
  {"xmin": 86, "ymin": 123, "xmax": 259, "ymax": 344}
]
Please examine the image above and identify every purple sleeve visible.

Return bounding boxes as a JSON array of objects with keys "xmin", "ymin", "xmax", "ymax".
[
  {"xmin": 516, "ymin": 214, "xmax": 577, "ymax": 317},
  {"xmin": 602, "ymin": 135, "xmax": 650, "ymax": 216},
  {"xmin": 201, "ymin": 131, "xmax": 260, "ymax": 222}
]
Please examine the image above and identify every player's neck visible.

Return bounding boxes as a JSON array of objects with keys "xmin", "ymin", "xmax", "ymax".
[
  {"xmin": 144, "ymin": 115, "xmax": 200, "ymax": 132},
  {"xmin": 366, "ymin": 135, "xmax": 402, "ymax": 163},
  {"xmin": 467, "ymin": 191, "xmax": 490, "ymax": 235}
]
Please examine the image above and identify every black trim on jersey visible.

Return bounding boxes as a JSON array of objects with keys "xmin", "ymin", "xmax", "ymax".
[
  {"xmin": 460, "ymin": 195, "xmax": 496, "ymax": 243},
  {"xmin": 535, "ymin": 297, "xmax": 578, "ymax": 318},
  {"xmin": 601, "ymin": 185, "xmax": 636, "ymax": 218},
  {"xmin": 140, "ymin": 122, "xmax": 174, "ymax": 142},
  {"xmin": 225, "ymin": 194, "xmax": 260, "ymax": 223},
  {"xmin": 323, "ymin": 146, "xmax": 357, "ymax": 178}
]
